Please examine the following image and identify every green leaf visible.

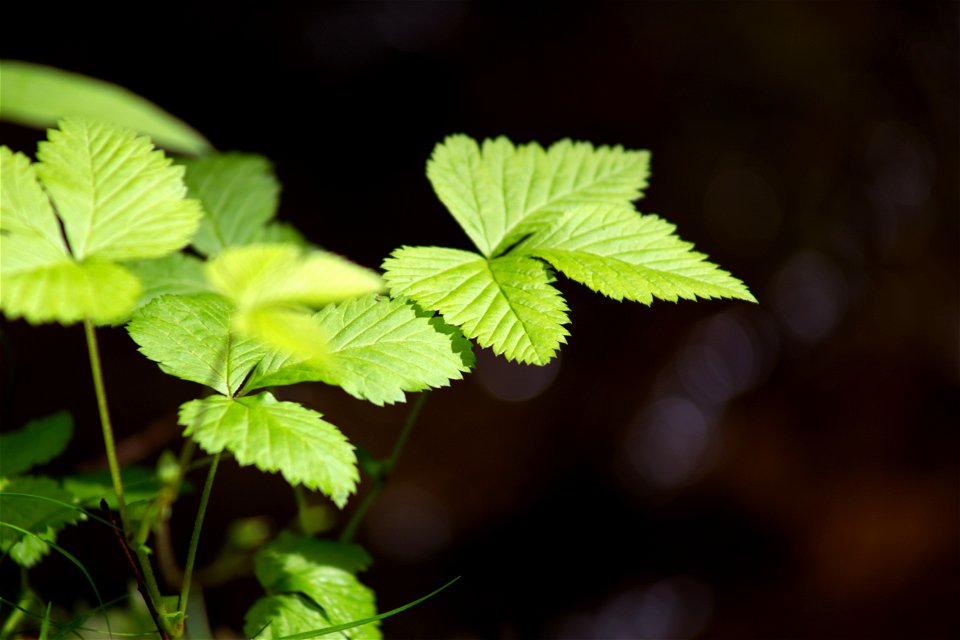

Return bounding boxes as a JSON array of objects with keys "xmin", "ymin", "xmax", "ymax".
[
  {"xmin": 63, "ymin": 465, "xmax": 183, "ymax": 510},
  {"xmin": 36, "ymin": 117, "xmax": 202, "ymax": 261},
  {"xmin": 516, "ymin": 204, "xmax": 757, "ymax": 304},
  {"xmin": 2, "ymin": 260, "xmax": 142, "ymax": 325},
  {"xmin": 0, "ymin": 476, "xmax": 82, "ymax": 568},
  {"xmin": 0, "ymin": 60, "xmax": 211, "ymax": 155},
  {"xmin": 383, "ymin": 246, "xmax": 569, "ymax": 365},
  {"xmin": 0, "ymin": 411, "xmax": 72, "ymax": 478},
  {"xmin": 245, "ymin": 296, "xmax": 475, "ymax": 405},
  {"xmin": 427, "ymin": 135, "xmax": 650, "ymax": 257},
  {"xmin": 127, "ymin": 294, "xmax": 267, "ymax": 396},
  {"xmin": 125, "ymin": 253, "xmax": 213, "ymax": 308},
  {"xmin": 178, "ymin": 393, "xmax": 357, "ymax": 508},
  {"xmin": 181, "ymin": 153, "xmax": 281, "ymax": 257},
  {"xmin": 246, "ymin": 532, "xmax": 380, "ymax": 639}
]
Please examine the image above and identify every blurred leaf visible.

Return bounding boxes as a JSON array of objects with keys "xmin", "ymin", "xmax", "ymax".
[
  {"xmin": 125, "ymin": 253, "xmax": 212, "ymax": 308},
  {"xmin": 205, "ymin": 243, "xmax": 382, "ymax": 362},
  {"xmin": 181, "ymin": 153, "xmax": 281, "ymax": 257},
  {"xmin": 0, "ymin": 411, "xmax": 72, "ymax": 478},
  {"xmin": 0, "ymin": 476, "xmax": 82, "ymax": 567},
  {"xmin": 0, "ymin": 60, "xmax": 211, "ymax": 155},
  {"xmin": 63, "ymin": 465, "xmax": 182, "ymax": 509}
]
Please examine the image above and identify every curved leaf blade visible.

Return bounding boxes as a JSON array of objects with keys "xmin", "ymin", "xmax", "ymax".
[
  {"xmin": 0, "ymin": 60, "xmax": 211, "ymax": 155},
  {"xmin": 35, "ymin": 117, "xmax": 203, "ymax": 261},
  {"xmin": 383, "ymin": 246, "xmax": 568, "ymax": 365},
  {"xmin": 178, "ymin": 393, "xmax": 357, "ymax": 507}
]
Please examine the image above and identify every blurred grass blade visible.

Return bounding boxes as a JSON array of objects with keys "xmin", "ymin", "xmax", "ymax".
[{"xmin": 0, "ymin": 60, "xmax": 212, "ymax": 155}]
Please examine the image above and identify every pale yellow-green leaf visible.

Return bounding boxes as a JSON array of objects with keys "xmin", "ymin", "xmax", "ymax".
[
  {"xmin": 179, "ymin": 393, "xmax": 357, "ymax": 508},
  {"xmin": 383, "ymin": 246, "xmax": 569, "ymax": 365},
  {"xmin": 35, "ymin": 117, "xmax": 202, "ymax": 261},
  {"xmin": 2, "ymin": 261, "xmax": 141, "ymax": 325},
  {"xmin": 232, "ymin": 306, "xmax": 330, "ymax": 364},
  {"xmin": 206, "ymin": 244, "xmax": 383, "ymax": 309},
  {"xmin": 428, "ymin": 135, "xmax": 650, "ymax": 257},
  {"xmin": 0, "ymin": 60, "xmax": 211, "ymax": 155},
  {"xmin": 0, "ymin": 147, "xmax": 69, "ymax": 274},
  {"xmin": 516, "ymin": 204, "xmax": 757, "ymax": 304}
]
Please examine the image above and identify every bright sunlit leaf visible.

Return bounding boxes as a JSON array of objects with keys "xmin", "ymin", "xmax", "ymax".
[
  {"xmin": 428, "ymin": 135, "xmax": 650, "ymax": 257},
  {"xmin": 383, "ymin": 246, "xmax": 569, "ymax": 365},
  {"xmin": 1, "ymin": 119, "xmax": 200, "ymax": 325},
  {"xmin": 244, "ymin": 295, "xmax": 475, "ymax": 405},
  {"xmin": 516, "ymin": 204, "xmax": 757, "ymax": 304},
  {"xmin": 36, "ymin": 118, "xmax": 202, "ymax": 261},
  {"xmin": 179, "ymin": 393, "xmax": 357, "ymax": 507},
  {"xmin": 128, "ymin": 294, "xmax": 269, "ymax": 396}
]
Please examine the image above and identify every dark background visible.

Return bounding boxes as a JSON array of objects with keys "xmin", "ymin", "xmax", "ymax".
[{"xmin": 2, "ymin": 2, "xmax": 958, "ymax": 638}]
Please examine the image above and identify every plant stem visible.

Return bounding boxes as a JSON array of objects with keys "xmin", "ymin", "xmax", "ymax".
[
  {"xmin": 178, "ymin": 451, "xmax": 221, "ymax": 617},
  {"xmin": 135, "ymin": 438, "xmax": 197, "ymax": 548},
  {"xmin": 293, "ymin": 484, "xmax": 310, "ymax": 535},
  {"xmin": 136, "ymin": 548, "xmax": 171, "ymax": 636},
  {"xmin": 340, "ymin": 392, "xmax": 429, "ymax": 543},
  {"xmin": 83, "ymin": 318, "xmax": 129, "ymax": 528},
  {"xmin": 385, "ymin": 391, "xmax": 428, "ymax": 475}
]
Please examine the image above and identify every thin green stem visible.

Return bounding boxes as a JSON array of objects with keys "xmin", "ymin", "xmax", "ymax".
[
  {"xmin": 134, "ymin": 548, "xmax": 171, "ymax": 637},
  {"xmin": 135, "ymin": 438, "xmax": 197, "ymax": 547},
  {"xmin": 83, "ymin": 318, "xmax": 129, "ymax": 528},
  {"xmin": 340, "ymin": 392, "xmax": 429, "ymax": 543},
  {"xmin": 293, "ymin": 485, "xmax": 310, "ymax": 535},
  {"xmin": 178, "ymin": 451, "xmax": 221, "ymax": 617},
  {"xmin": 385, "ymin": 391, "xmax": 429, "ymax": 475}
]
